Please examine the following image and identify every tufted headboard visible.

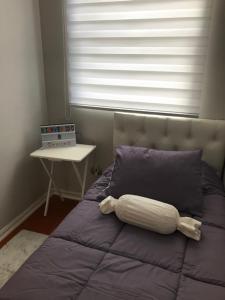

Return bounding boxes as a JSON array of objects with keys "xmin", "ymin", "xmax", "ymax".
[{"xmin": 113, "ymin": 112, "xmax": 225, "ymax": 176}]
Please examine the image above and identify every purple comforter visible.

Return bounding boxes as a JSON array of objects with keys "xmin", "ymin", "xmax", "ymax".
[{"xmin": 0, "ymin": 164, "xmax": 225, "ymax": 300}]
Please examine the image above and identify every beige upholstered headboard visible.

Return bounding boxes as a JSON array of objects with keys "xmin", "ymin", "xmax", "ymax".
[{"xmin": 113, "ymin": 113, "xmax": 225, "ymax": 176}]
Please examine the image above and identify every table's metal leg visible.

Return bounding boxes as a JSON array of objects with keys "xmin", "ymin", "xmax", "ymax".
[
  {"xmin": 40, "ymin": 159, "xmax": 64, "ymax": 203},
  {"xmin": 44, "ymin": 161, "xmax": 54, "ymax": 216},
  {"xmin": 81, "ymin": 158, "xmax": 89, "ymax": 198}
]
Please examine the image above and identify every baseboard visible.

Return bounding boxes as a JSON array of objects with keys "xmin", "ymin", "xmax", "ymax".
[{"xmin": 0, "ymin": 194, "xmax": 46, "ymax": 242}]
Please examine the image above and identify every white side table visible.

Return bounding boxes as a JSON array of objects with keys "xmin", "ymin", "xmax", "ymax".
[{"xmin": 30, "ymin": 144, "xmax": 96, "ymax": 216}]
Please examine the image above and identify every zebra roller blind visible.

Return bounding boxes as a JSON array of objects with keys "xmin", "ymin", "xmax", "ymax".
[{"xmin": 65, "ymin": 0, "xmax": 212, "ymax": 114}]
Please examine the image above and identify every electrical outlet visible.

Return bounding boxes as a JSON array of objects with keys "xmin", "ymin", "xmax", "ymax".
[{"xmin": 90, "ymin": 166, "xmax": 102, "ymax": 177}]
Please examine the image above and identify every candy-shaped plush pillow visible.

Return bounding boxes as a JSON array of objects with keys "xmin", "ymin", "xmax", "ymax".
[{"xmin": 99, "ymin": 195, "xmax": 202, "ymax": 241}]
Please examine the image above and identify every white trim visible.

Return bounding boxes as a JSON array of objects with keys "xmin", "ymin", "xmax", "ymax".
[{"xmin": 0, "ymin": 194, "xmax": 46, "ymax": 242}]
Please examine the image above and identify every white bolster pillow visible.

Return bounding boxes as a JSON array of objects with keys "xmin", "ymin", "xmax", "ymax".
[{"xmin": 99, "ymin": 194, "xmax": 201, "ymax": 241}]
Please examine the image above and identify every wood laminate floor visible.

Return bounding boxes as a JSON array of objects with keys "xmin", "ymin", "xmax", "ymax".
[{"xmin": 0, "ymin": 196, "xmax": 78, "ymax": 248}]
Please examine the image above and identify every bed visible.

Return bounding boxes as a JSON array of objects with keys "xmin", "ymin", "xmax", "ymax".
[{"xmin": 0, "ymin": 112, "xmax": 225, "ymax": 300}]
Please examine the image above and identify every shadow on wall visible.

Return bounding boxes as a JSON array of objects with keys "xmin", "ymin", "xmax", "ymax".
[{"xmin": 0, "ymin": 138, "xmax": 47, "ymax": 230}]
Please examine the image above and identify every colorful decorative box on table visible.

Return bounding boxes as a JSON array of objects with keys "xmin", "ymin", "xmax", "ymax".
[{"xmin": 40, "ymin": 123, "xmax": 76, "ymax": 148}]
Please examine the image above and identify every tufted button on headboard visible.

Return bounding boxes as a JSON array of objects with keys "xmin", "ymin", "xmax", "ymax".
[{"xmin": 113, "ymin": 113, "xmax": 225, "ymax": 176}]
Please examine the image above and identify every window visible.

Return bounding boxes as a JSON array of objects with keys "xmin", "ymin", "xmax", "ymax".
[{"xmin": 65, "ymin": 0, "xmax": 212, "ymax": 115}]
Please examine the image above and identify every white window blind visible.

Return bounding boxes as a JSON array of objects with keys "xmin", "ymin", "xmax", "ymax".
[{"xmin": 65, "ymin": 0, "xmax": 212, "ymax": 114}]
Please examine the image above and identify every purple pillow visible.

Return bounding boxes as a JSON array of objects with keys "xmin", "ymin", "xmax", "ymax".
[{"xmin": 106, "ymin": 146, "xmax": 203, "ymax": 216}]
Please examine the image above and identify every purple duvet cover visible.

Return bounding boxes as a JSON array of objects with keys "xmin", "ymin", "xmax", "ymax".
[{"xmin": 0, "ymin": 164, "xmax": 225, "ymax": 300}]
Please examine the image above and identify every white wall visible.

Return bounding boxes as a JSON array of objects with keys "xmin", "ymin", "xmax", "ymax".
[
  {"xmin": 0, "ymin": 0, "xmax": 48, "ymax": 229},
  {"xmin": 200, "ymin": 0, "xmax": 225, "ymax": 120}
]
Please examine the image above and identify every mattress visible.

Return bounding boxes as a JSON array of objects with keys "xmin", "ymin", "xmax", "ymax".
[{"xmin": 0, "ymin": 163, "xmax": 225, "ymax": 300}]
